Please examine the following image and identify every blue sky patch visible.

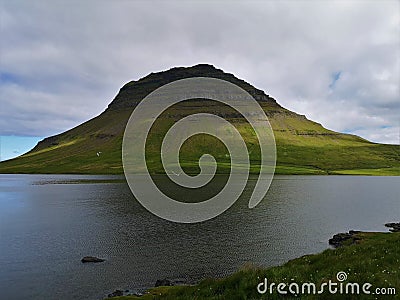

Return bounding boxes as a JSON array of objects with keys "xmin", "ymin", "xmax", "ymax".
[
  {"xmin": 0, "ymin": 72, "xmax": 21, "ymax": 85},
  {"xmin": 329, "ymin": 71, "xmax": 342, "ymax": 89},
  {"xmin": 0, "ymin": 136, "xmax": 44, "ymax": 161},
  {"xmin": 343, "ymin": 126, "xmax": 365, "ymax": 134}
]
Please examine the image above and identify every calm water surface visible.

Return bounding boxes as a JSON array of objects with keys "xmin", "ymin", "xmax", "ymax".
[{"xmin": 0, "ymin": 174, "xmax": 399, "ymax": 299}]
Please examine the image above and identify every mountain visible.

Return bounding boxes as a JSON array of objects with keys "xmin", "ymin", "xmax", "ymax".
[{"xmin": 0, "ymin": 64, "xmax": 399, "ymax": 175}]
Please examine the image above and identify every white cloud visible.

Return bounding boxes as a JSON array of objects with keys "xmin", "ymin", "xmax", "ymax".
[{"xmin": 0, "ymin": 0, "xmax": 399, "ymax": 144}]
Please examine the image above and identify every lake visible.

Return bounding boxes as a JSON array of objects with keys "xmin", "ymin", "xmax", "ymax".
[{"xmin": 0, "ymin": 174, "xmax": 399, "ymax": 299}]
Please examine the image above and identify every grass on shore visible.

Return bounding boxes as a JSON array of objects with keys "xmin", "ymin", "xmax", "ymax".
[
  {"xmin": 331, "ymin": 167, "xmax": 400, "ymax": 176},
  {"xmin": 113, "ymin": 232, "xmax": 400, "ymax": 299}
]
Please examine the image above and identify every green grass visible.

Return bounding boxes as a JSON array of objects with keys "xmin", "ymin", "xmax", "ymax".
[
  {"xmin": 113, "ymin": 232, "xmax": 400, "ymax": 299},
  {"xmin": 274, "ymin": 165, "xmax": 327, "ymax": 175},
  {"xmin": 331, "ymin": 167, "xmax": 400, "ymax": 176}
]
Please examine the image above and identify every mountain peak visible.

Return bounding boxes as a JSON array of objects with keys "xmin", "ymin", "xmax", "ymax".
[
  {"xmin": 107, "ymin": 64, "xmax": 278, "ymax": 111},
  {"xmin": 176, "ymin": 63, "xmax": 220, "ymax": 70}
]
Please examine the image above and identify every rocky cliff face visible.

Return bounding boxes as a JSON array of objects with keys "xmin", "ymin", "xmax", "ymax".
[{"xmin": 106, "ymin": 64, "xmax": 278, "ymax": 111}]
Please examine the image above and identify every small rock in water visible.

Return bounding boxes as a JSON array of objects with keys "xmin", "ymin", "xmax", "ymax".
[{"xmin": 81, "ymin": 256, "xmax": 105, "ymax": 263}]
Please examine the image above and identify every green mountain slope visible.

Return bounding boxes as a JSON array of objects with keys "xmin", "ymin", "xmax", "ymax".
[{"xmin": 0, "ymin": 64, "xmax": 399, "ymax": 175}]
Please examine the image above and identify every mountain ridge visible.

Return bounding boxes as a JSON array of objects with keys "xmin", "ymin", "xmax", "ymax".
[{"xmin": 106, "ymin": 64, "xmax": 278, "ymax": 111}]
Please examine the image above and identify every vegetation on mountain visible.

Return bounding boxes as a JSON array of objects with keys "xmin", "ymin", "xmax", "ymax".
[{"xmin": 1, "ymin": 64, "xmax": 398, "ymax": 175}]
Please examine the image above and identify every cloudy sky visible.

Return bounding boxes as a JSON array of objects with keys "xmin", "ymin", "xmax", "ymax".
[{"xmin": 1, "ymin": 0, "xmax": 399, "ymax": 160}]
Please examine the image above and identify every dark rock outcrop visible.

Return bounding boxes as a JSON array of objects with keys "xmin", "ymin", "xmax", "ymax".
[
  {"xmin": 328, "ymin": 230, "xmax": 361, "ymax": 248},
  {"xmin": 385, "ymin": 222, "xmax": 400, "ymax": 232},
  {"xmin": 106, "ymin": 64, "xmax": 279, "ymax": 112},
  {"xmin": 81, "ymin": 256, "xmax": 105, "ymax": 263},
  {"xmin": 107, "ymin": 290, "xmax": 124, "ymax": 297},
  {"xmin": 155, "ymin": 279, "xmax": 171, "ymax": 287}
]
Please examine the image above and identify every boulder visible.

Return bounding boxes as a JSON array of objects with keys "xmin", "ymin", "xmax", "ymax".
[
  {"xmin": 385, "ymin": 222, "xmax": 400, "ymax": 232},
  {"xmin": 107, "ymin": 290, "xmax": 124, "ymax": 298},
  {"xmin": 329, "ymin": 231, "xmax": 360, "ymax": 248},
  {"xmin": 155, "ymin": 279, "xmax": 171, "ymax": 287}
]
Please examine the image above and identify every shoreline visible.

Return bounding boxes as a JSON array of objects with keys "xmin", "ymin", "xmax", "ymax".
[
  {"xmin": 0, "ymin": 169, "xmax": 399, "ymax": 176},
  {"xmin": 107, "ymin": 223, "xmax": 400, "ymax": 299}
]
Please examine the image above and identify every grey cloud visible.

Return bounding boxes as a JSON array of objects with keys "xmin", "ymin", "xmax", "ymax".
[{"xmin": 0, "ymin": 0, "xmax": 399, "ymax": 144}]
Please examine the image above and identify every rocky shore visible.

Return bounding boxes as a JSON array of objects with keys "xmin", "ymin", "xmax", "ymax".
[
  {"xmin": 328, "ymin": 230, "xmax": 362, "ymax": 248},
  {"xmin": 106, "ymin": 279, "xmax": 189, "ymax": 298},
  {"xmin": 328, "ymin": 222, "xmax": 400, "ymax": 248},
  {"xmin": 105, "ymin": 221, "xmax": 399, "ymax": 299}
]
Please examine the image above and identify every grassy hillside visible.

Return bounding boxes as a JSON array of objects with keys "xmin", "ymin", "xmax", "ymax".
[
  {"xmin": 0, "ymin": 64, "xmax": 399, "ymax": 175},
  {"xmin": 112, "ymin": 231, "xmax": 400, "ymax": 300}
]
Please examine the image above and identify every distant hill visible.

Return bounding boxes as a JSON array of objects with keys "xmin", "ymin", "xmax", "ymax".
[{"xmin": 0, "ymin": 64, "xmax": 399, "ymax": 175}]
